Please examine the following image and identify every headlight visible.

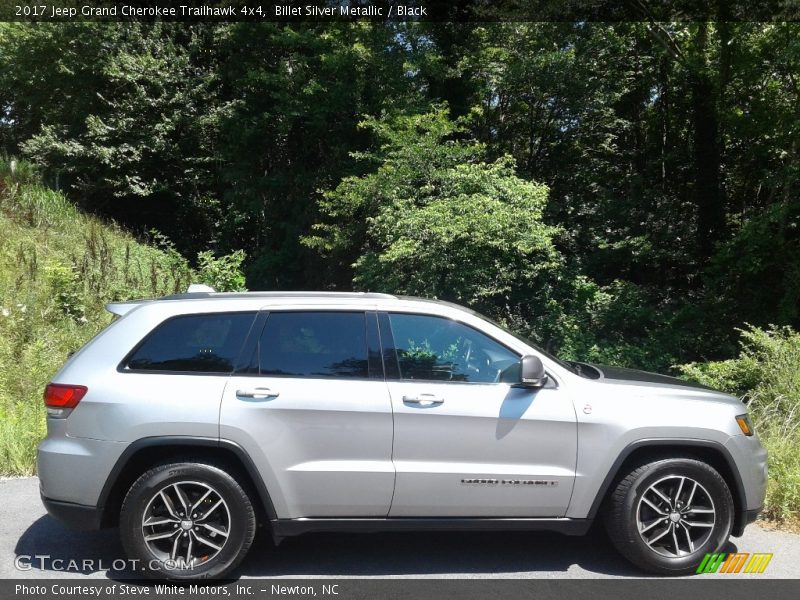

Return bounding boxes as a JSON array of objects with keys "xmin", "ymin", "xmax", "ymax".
[{"xmin": 736, "ymin": 414, "xmax": 754, "ymax": 436}]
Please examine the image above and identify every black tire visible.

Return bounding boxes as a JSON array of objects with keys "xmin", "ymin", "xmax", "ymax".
[
  {"xmin": 120, "ymin": 461, "xmax": 256, "ymax": 580},
  {"xmin": 603, "ymin": 458, "xmax": 734, "ymax": 575}
]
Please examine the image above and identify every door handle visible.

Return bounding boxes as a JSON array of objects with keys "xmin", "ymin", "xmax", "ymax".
[
  {"xmin": 402, "ymin": 393, "xmax": 444, "ymax": 407},
  {"xmin": 236, "ymin": 387, "xmax": 280, "ymax": 400}
]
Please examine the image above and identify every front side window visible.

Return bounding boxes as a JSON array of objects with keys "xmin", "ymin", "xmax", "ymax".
[
  {"xmin": 125, "ymin": 312, "xmax": 256, "ymax": 373},
  {"xmin": 388, "ymin": 313, "xmax": 520, "ymax": 383},
  {"xmin": 259, "ymin": 311, "xmax": 368, "ymax": 378}
]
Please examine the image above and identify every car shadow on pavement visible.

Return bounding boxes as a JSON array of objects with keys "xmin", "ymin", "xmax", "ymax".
[
  {"xmin": 238, "ymin": 521, "xmax": 741, "ymax": 578},
  {"xmin": 15, "ymin": 515, "xmax": 740, "ymax": 579},
  {"xmin": 14, "ymin": 516, "xmax": 127, "ymax": 576},
  {"xmin": 238, "ymin": 526, "xmax": 638, "ymax": 577}
]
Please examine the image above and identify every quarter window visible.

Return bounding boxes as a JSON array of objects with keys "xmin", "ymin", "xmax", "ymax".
[
  {"xmin": 259, "ymin": 312, "xmax": 368, "ymax": 378},
  {"xmin": 125, "ymin": 312, "xmax": 256, "ymax": 373},
  {"xmin": 388, "ymin": 313, "xmax": 520, "ymax": 383}
]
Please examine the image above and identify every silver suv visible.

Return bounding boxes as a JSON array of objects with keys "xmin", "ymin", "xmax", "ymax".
[{"xmin": 37, "ymin": 288, "xmax": 767, "ymax": 578}]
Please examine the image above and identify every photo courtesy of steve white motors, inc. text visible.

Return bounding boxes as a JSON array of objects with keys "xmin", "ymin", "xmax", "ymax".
[{"xmin": 14, "ymin": 583, "xmax": 340, "ymax": 597}]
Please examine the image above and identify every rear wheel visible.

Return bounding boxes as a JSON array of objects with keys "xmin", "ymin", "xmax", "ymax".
[
  {"xmin": 604, "ymin": 458, "xmax": 734, "ymax": 575},
  {"xmin": 120, "ymin": 461, "xmax": 256, "ymax": 580}
]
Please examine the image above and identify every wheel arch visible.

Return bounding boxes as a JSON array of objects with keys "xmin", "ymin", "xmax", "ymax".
[
  {"xmin": 97, "ymin": 436, "xmax": 277, "ymax": 529},
  {"xmin": 587, "ymin": 439, "xmax": 747, "ymax": 535}
]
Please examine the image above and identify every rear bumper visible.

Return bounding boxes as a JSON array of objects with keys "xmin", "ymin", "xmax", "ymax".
[
  {"xmin": 37, "ymin": 423, "xmax": 127, "ymax": 506},
  {"xmin": 41, "ymin": 495, "xmax": 104, "ymax": 531}
]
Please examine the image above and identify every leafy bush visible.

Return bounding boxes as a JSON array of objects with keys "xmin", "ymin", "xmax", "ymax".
[
  {"xmin": 680, "ymin": 326, "xmax": 800, "ymax": 437},
  {"xmin": 556, "ymin": 278, "xmax": 671, "ymax": 370},
  {"xmin": 45, "ymin": 261, "xmax": 86, "ymax": 320},
  {"xmin": 196, "ymin": 250, "xmax": 247, "ymax": 292},
  {"xmin": 680, "ymin": 325, "xmax": 800, "ymax": 523}
]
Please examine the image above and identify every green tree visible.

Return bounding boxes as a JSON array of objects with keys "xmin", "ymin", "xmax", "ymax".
[{"xmin": 305, "ymin": 108, "xmax": 564, "ymax": 339}]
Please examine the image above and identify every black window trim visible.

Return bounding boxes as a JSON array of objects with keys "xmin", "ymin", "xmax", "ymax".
[
  {"xmin": 377, "ymin": 312, "xmax": 400, "ymax": 380},
  {"xmin": 240, "ymin": 309, "xmax": 381, "ymax": 382},
  {"xmin": 233, "ymin": 310, "xmax": 269, "ymax": 375},
  {"xmin": 366, "ymin": 311, "xmax": 384, "ymax": 380},
  {"xmin": 118, "ymin": 310, "xmax": 260, "ymax": 376},
  {"xmin": 378, "ymin": 310, "xmax": 558, "ymax": 388}
]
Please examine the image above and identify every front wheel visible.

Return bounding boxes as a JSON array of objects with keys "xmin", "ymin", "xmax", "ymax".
[
  {"xmin": 120, "ymin": 461, "xmax": 256, "ymax": 580},
  {"xmin": 603, "ymin": 458, "xmax": 734, "ymax": 575}
]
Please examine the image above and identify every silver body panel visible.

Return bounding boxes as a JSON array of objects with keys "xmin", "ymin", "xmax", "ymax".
[
  {"xmin": 220, "ymin": 376, "xmax": 395, "ymax": 518},
  {"xmin": 387, "ymin": 380, "xmax": 576, "ymax": 517},
  {"xmin": 38, "ymin": 292, "xmax": 767, "ymax": 526}
]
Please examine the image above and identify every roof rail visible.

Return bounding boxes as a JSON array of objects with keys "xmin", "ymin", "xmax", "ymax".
[
  {"xmin": 109, "ymin": 290, "xmax": 398, "ymax": 311},
  {"xmin": 187, "ymin": 283, "xmax": 216, "ymax": 293}
]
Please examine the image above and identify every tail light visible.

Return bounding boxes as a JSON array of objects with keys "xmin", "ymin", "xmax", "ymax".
[{"xmin": 44, "ymin": 383, "xmax": 87, "ymax": 418}]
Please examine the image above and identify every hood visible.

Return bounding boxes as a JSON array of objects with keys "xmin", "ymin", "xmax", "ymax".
[
  {"xmin": 588, "ymin": 363, "xmax": 714, "ymax": 391},
  {"xmin": 583, "ymin": 363, "xmax": 744, "ymax": 408}
]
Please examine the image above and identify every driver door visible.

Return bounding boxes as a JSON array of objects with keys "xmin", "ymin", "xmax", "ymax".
[{"xmin": 381, "ymin": 312, "xmax": 577, "ymax": 517}]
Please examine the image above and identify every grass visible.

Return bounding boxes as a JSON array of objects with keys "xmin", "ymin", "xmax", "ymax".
[{"xmin": 0, "ymin": 159, "xmax": 193, "ymax": 474}]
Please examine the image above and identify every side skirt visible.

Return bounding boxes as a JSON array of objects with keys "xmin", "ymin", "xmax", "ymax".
[{"xmin": 270, "ymin": 517, "xmax": 592, "ymax": 543}]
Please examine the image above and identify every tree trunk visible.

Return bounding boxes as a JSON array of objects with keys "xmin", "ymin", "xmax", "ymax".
[{"xmin": 691, "ymin": 23, "xmax": 726, "ymax": 258}]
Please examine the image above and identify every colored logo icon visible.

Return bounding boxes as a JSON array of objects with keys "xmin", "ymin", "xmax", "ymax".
[{"xmin": 696, "ymin": 552, "xmax": 773, "ymax": 574}]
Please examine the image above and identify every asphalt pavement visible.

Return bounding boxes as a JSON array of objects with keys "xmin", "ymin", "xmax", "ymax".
[{"xmin": 2, "ymin": 476, "xmax": 799, "ymax": 580}]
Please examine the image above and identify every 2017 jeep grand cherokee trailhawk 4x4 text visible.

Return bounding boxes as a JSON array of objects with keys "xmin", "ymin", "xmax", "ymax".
[{"xmin": 37, "ymin": 288, "xmax": 767, "ymax": 578}]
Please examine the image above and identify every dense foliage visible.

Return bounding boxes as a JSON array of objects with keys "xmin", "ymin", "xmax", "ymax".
[
  {"xmin": 0, "ymin": 159, "xmax": 188, "ymax": 473},
  {"xmin": 3, "ymin": 21, "xmax": 798, "ymax": 372}
]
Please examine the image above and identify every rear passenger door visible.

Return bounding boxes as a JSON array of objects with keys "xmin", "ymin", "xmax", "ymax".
[{"xmin": 219, "ymin": 310, "xmax": 395, "ymax": 518}]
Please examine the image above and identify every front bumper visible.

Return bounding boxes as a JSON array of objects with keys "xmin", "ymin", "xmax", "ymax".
[
  {"xmin": 41, "ymin": 494, "xmax": 103, "ymax": 531},
  {"xmin": 725, "ymin": 434, "xmax": 768, "ymax": 504}
]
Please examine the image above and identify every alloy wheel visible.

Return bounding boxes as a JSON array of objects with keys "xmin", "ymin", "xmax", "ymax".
[
  {"xmin": 636, "ymin": 475, "xmax": 716, "ymax": 558},
  {"xmin": 141, "ymin": 481, "xmax": 231, "ymax": 568}
]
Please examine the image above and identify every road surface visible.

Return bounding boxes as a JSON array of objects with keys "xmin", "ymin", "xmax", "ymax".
[{"xmin": 2, "ymin": 476, "xmax": 798, "ymax": 579}]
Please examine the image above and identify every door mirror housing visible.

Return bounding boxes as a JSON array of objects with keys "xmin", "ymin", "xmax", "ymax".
[{"xmin": 516, "ymin": 355, "xmax": 547, "ymax": 388}]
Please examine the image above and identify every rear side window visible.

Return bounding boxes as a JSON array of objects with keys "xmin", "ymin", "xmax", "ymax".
[
  {"xmin": 259, "ymin": 312, "xmax": 368, "ymax": 378},
  {"xmin": 125, "ymin": 312, "xmax": 256, "ymax": 373}
]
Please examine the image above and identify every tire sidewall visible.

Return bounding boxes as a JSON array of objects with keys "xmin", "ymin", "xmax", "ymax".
[
  {"xmin": 121, "ymin": 463, "xmax": 254, "ymax": 580},
  {"xmin": 622, "ymin": 459, "xmax": 734, "ymax": 574}
]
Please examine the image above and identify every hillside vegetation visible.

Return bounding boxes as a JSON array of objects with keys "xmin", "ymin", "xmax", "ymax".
[{"xmin": 0, "ymin": 160, "xmax": 193, "ymax": 474}]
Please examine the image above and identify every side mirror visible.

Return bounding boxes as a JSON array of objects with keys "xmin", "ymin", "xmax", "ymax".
[{"xmin": 517, "ymin": 355, "xmax": 547, "ymax": 388}]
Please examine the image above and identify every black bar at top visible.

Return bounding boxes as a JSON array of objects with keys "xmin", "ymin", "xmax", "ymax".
[{"xmin": 1, "ymin": 0, "xmax": 799, "ymax": 23}]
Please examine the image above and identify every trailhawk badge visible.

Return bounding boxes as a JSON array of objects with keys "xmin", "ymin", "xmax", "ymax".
[{"xmin": 461, "ymin": 478, "xmax": 558, "ymax": 486}]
